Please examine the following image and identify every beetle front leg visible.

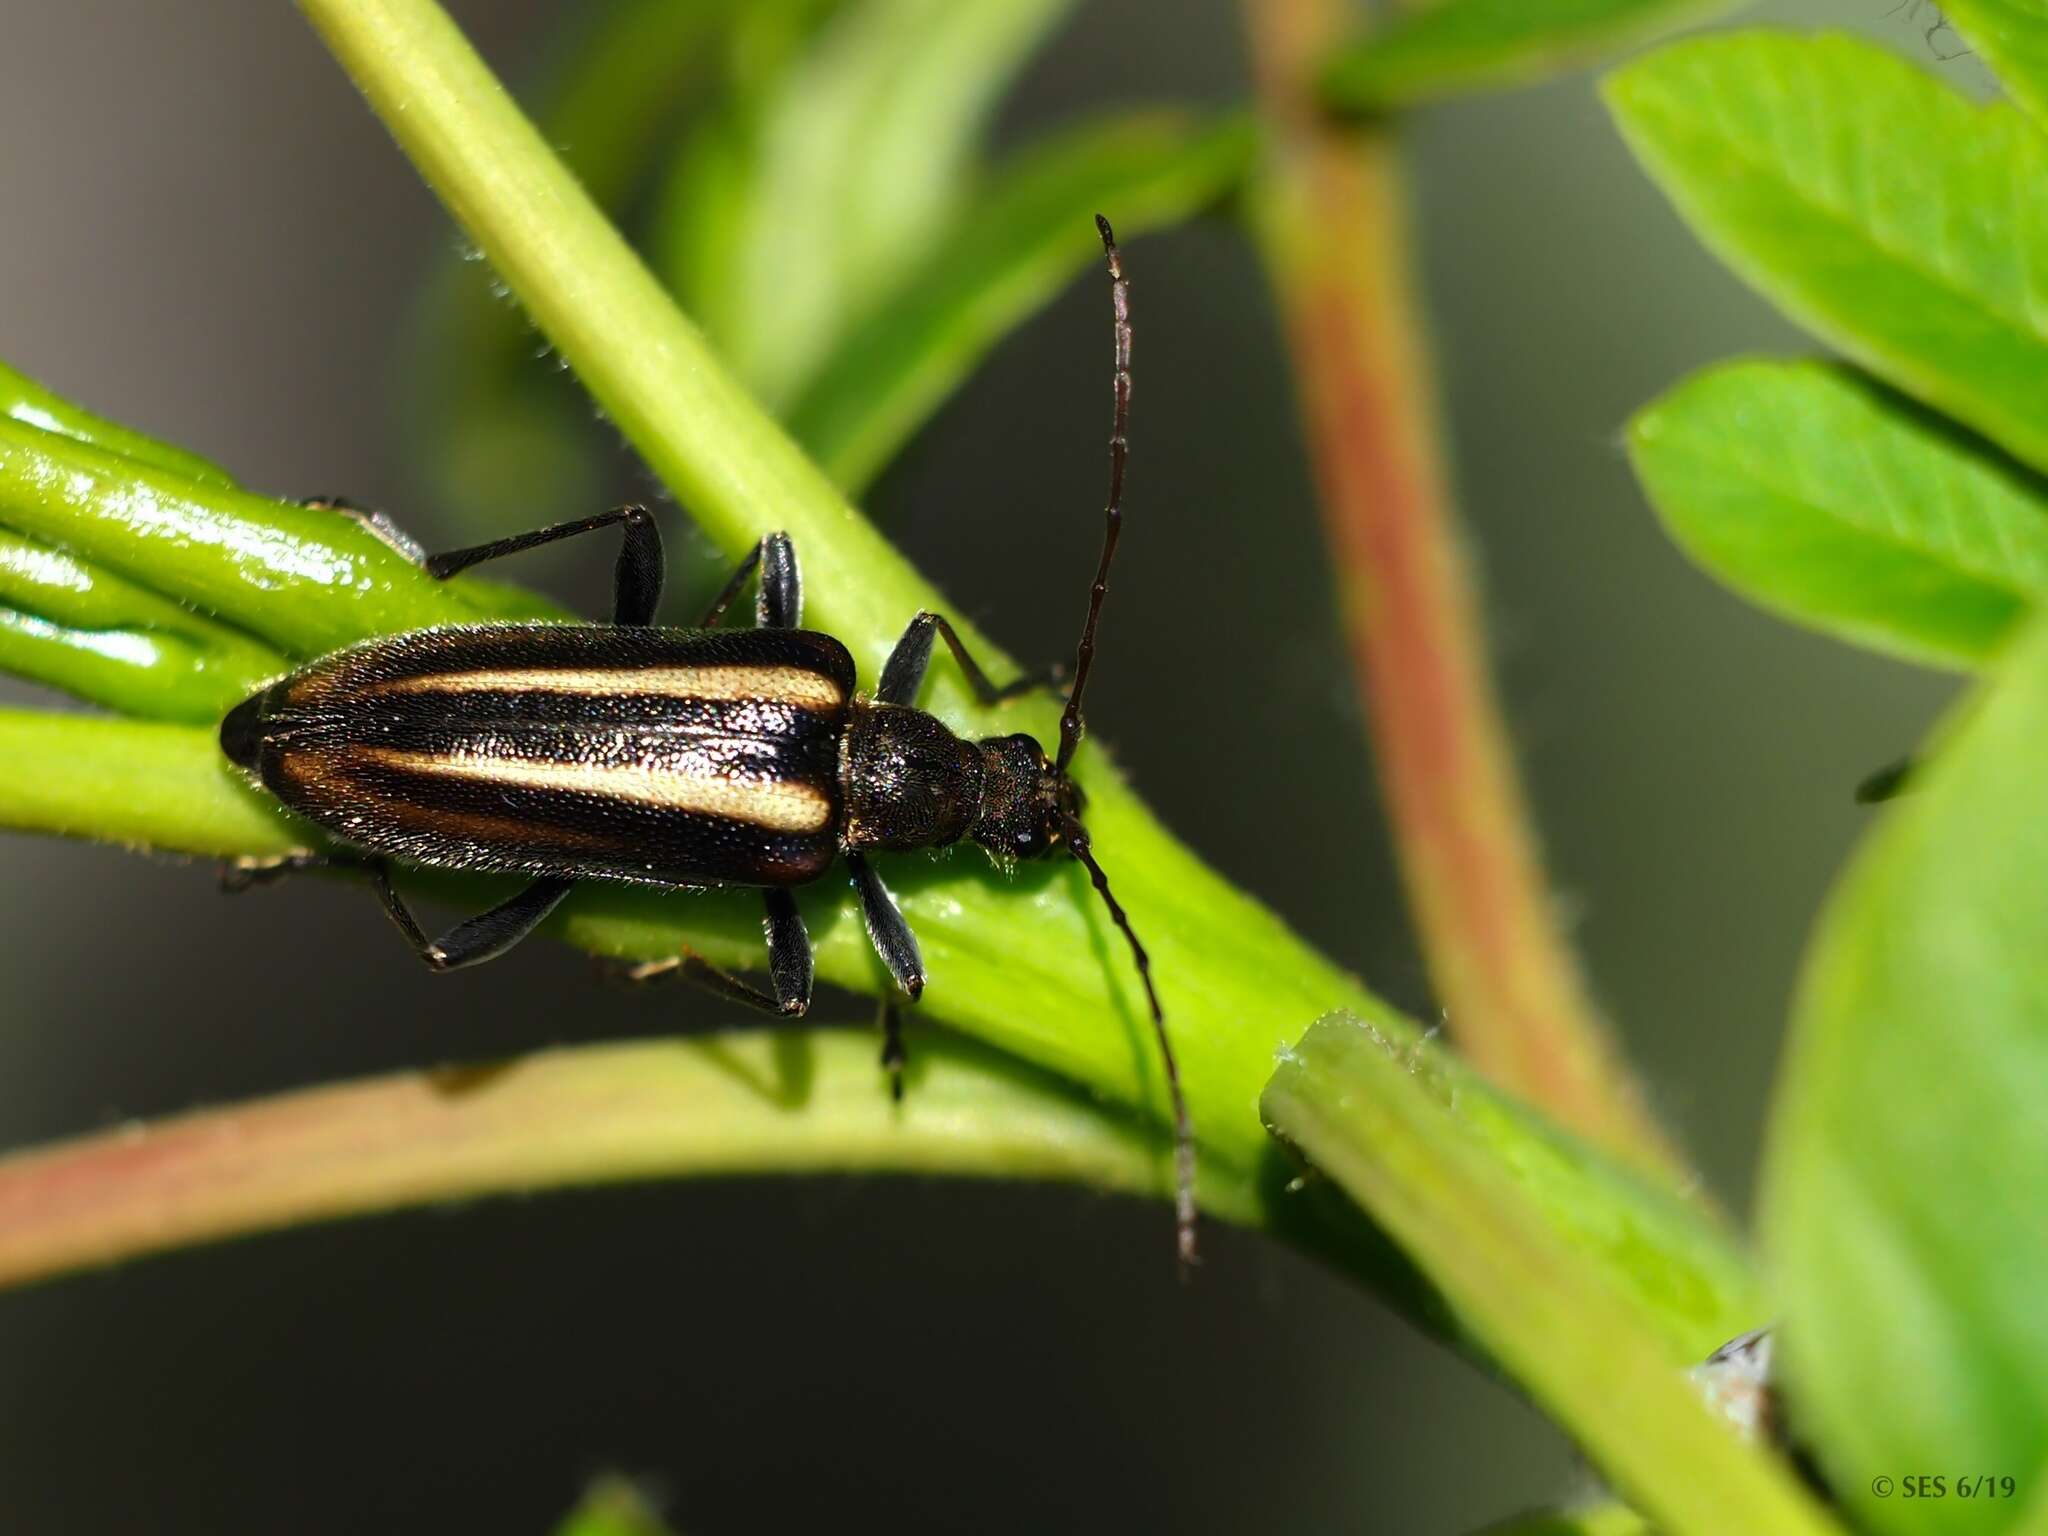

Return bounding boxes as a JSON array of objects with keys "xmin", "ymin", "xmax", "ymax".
[
  {"xmin": 876, "ymin": 611, "xmax": 1056, "ymax": 707},
  {"xmin": 623, "ymin": 888, "xmax": 814, "ymax": 1017},
  {"xmin": 846, "ymin": 852, "xmax": 924, "ymax": 1001}
]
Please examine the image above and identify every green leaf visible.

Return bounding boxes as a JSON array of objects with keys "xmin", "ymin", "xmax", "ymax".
[
  {"xmin": 655, "ymin": 0, "xmax": 1076, "ymax": 406},
  {"xmin": 1606, "ymin": 31, "xmax": 2048, "ymax": 477},
  {"xmin": 0, "ymin": 710, "xmax": 303, "ymax": 854},
  {"xmin": 0, "ymin": 360, "xmax": 236, "ymax": 490},
  {"xmin": 1322, "ymin": 0, "xmax": 1743, "ymax": 111},
  {"xmin": 554, "ymin": 1478, "xmax": 676, "ymax": 1536},
  {"xmin": 0, "ymin": 417, "xmax": 557, "ymax": 659},
  {"xmin": 787, "ymin": 110, "xmax": 1258, "ymax": 493},
  {"xmin": 0, "ymin": 530, "xmax": 285, "ymax": 721},
  {"xmin": 1760, "ymin": 609, "xmax": 2048, "ymax": 1535},
  {"xmin": 1263, "ymin": 1015, "xmax": 1833, "ymax": 1536},
  {"xmin": 1941, "ymin": 0, "xmax": 2048, "ymax": 136},
  {"xmin": 1629, "ymin": 360, "xmax": 2048, "ymax": 670}
]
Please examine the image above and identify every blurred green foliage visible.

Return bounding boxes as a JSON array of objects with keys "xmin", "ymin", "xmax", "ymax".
[{"xmin": 1612, "ymin": 18, "xmax": 2048, "ymax": 1532}]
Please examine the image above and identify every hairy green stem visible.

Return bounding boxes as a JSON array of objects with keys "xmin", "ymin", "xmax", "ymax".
[{"xmin": 1240, "ymin": 0, "xmax": 1689, "ymax": 1187}]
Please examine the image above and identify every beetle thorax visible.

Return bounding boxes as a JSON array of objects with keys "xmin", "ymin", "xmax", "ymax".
[{"xmin": 839, "ymin": 702, "xmax": 985, "ymax": 853}]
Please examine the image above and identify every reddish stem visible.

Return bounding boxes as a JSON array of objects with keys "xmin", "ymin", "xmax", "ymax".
[{"xmin": 1243, "ymin": 0, "xmax": 1689, "ymax": 1185}]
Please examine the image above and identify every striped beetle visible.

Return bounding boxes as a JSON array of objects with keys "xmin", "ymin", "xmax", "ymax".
[{"xmin": 220, "ymin": 218, "xmax": 1195, "ymax": 1262}]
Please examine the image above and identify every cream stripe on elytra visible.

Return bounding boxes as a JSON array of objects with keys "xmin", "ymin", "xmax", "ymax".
[
  {"xmin": 366, "ymin": 664, "xmax": 843, "ymax": 709},
  {"xmin": 355, "ymin": 746, "xmax": 834, "ymax": 833}
]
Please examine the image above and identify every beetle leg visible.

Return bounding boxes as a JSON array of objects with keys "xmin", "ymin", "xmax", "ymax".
[
  {"xmin": 694, "ymin": 532, "xmax": 802, "ymax": 630},
  {"xmin": 369, "ymin": 865, "xmax": 576, "ymax": 972},
  {"xmin": 421, "ymin": 505, "xmax": 664, "ymax": 627},
  {"xmin": 876, "ymin": 611, "xmax": 1056, "ymax": 707},
  {"xmin": 753, "ymin": 533, "xmax": 801, "ymax": 629},
  {"xmin": 300, "ymin": 496, "xmax": 431, "ymax": 566},
  {"xmin": 694, "ymin": 542, "xmax": 762, "ymax": 626},
  {"xmin": 621, "ymin": 888, "xmax": 813, "ymax": 1017},
  {"xmin": 846, "ymin": 852, "xmax": 924, "ymax": 1000},
  {"xmin": 218, "ymin": 849, "xmax": 374, "ymax": 893},
  {"xmin": 877, "ymin": 997, "xmax": 907, "ymax": 1102}
]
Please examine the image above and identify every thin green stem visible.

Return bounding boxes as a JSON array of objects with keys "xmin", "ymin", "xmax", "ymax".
[
  {"xmin": 296, "ymin": 0, "xmax": 940, "ymax": 678},
  {"xmin": 1240, "ymin": 0, "xmax": 1689, "ymax": 1187}
]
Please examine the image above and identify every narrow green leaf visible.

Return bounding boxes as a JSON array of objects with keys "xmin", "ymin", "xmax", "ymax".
[
  {"xmin": 1629, "ymin": 360, "xmax": 2048, "ymax": 670},
  {"xmin": 1322, "ymin": 0, "xmax": 1742, "ymax": 111},
  {"xmin": 554, "ymin": 1479, "xmax": 676, "ymax": 1536},
  {"xmin": 0, "ymin": 360, "xmax": 236, "ymax": 490},
  {"xmin": 0, "ymin": 418, "xmax": 557, "ymax": 659},
  {"xmin": 1761, "ymin": 609, "xmax": 2048, "ymax": 1534},
  {"xmin": 1606, "ymin": 31, "xmax": 2048, "ymax": 477},
  {"xmin": 0, "ymin": 711, "xmax": 303, "ymax": 855},
  {"xmin": 788, "ymin": 110, "xmax": 1258, "ymax": 493},
  {"xmin": 0, "ymin": 531, "xmax": 285, "ymax": 720},
  {"xmin": 657, "ymin": 0, "xmax": 1076, "ymax": 406},
  {"xmin": 1941, "ymin": 0, "xmax": 2048, "ymax": 136},
  {"xmin": 1264, "ymin": 1015, "xmax": 1833, "ymax": 1536}
]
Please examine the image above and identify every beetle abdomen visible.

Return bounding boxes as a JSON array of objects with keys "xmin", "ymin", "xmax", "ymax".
[{"xmin": 225, "ymin": 624, "xmax": 855, "ymax": 887}]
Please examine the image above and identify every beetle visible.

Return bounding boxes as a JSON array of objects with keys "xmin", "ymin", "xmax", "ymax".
[{"xmin": 219, "ymin": 217, "xmax": 1196, "ymax": 1262}]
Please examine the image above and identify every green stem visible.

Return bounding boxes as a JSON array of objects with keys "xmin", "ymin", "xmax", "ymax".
[
  {"xmin": 0, "ymin": 359, "xmax": 236, "ymax": 490},
  {"xmin": 297, "ymin": 0, "xmax": 936, "ymax": 675},
  {"xmin": 1265, "ymin": 1016, "xmax": 1834, "ymax": 1536},
  {"xmin": 1240, "ymin": 0, "xmax": 1687, "ymax": 1186},
  {"xmin": 0, "ymin": 1028, "xmax": 1262, "ymax": 1291}
]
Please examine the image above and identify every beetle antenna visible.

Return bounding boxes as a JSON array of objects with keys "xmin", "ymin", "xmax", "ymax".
[
  {"xmin": 1065, "ymin": 816, "xmax": 1197, "ymax": 1267},
  {"xmin": 1056, "ymin": 214, "xmax": 1131, "ymax": 776}
]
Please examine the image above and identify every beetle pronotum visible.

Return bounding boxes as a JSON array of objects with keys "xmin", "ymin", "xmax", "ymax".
[{"xmin": 221, "ymin": 218, "xmax": 1195, "ymax": 1263}]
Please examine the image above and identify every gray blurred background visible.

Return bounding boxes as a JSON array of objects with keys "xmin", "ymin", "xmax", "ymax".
[{"xmin": 0, "ymin": 1, "xmax": 1970, "ymax": 1531}]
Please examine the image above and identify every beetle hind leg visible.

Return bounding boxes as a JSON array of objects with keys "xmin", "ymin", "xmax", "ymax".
[
  {"xmin": 623, "ymin": 888, "xmax": 814, "ymax": 1017},
  {"xmin": 370, "ymin": 867, "xmax": 576, "ymax": 972}
]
